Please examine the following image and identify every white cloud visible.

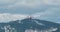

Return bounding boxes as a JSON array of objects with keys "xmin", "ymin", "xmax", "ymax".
[
  {"xmin": 7, "ymin": 0, "xmax": 44, "ymax": 8},
  {"xmin": 0, "ymin": 13, "xmax": 28, "ymax": 23},
  {"xmin": 0, "ymin": 9, "xmax": 60, "ymax": 23},
  {"xmin": 32, "ymin": 7, "xmax": 60, "ymax": 23},
  {"xmin": 0, "ymin": 0, "xmax": 16, "ymax": 4},
  {"xmin": 0, "ymin": 13, "xmax": 41, "ymax": 23},
  {"xmin": 0, "ymin": 0, "xmax": 60, "ymax": 23},
  {"xmin": 0, "ymin": 0, "xmax": 60, "ymax": 9},
  {"xmin": 43, "ymin": 0, "xmax": 60, "ymax": 6}
]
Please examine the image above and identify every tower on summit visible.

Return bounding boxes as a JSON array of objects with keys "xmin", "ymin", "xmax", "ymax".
[{"xmin": 28, "ymin": 16, "xmax": 32, "ymax": 19}]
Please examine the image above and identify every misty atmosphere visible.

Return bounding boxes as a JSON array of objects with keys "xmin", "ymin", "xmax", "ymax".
[{"xmin": 0, "ymin": 0, "xmax": 60, "ymax": 32}]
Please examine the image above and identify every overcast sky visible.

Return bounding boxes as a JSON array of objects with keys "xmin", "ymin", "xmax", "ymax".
[{"xmin": 0, "ymin": 0, "xmax": 60, "ymax": 23}]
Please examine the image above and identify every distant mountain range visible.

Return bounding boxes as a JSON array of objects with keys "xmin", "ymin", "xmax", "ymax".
[{"xmin": 0, "ymin": 18, "xmax": 60, "ymax": 32}]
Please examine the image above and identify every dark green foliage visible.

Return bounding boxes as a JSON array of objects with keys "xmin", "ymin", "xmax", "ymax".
[{"xmin": 0, "ymin": 18, "xmax": 60, "ymax": 32}]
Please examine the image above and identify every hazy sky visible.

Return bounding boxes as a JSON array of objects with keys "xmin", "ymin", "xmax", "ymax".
[{"xmin": 0, "ymin": 0, "xmax": 60, "ymax": 23}]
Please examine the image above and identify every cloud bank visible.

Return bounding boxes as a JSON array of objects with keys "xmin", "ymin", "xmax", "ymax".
[
  {"xmin": 0, "ymin": 0, "xmax": 60, "ymax": 14},
  {"xmin": 33, "ymin": 8, "xmax": 60, "ymax": 23},
  {"xmin": 0, "ymin": 0, "xmax": 60, "ymax": 10},
  {"xmin": 0, "ymin": 13, "xmax": 28, "ymax": 22},
  {"xmin": 0, "ymin": 0, "xmax": 60, "ymax": 23}
]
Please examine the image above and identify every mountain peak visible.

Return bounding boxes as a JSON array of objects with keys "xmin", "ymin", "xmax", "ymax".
[
  {"xmin": 27, "ymin": 16, "xmax": 33, "ymax": 19},
  {"xmin": 0, "ymin": 18, "xmax": 60, "ymax": 32}
]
